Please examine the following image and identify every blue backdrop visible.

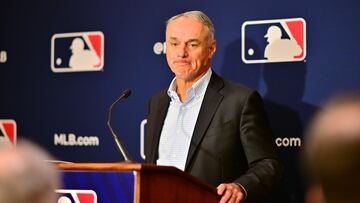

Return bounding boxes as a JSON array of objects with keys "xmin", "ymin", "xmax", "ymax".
[{"xmin": 1, "ymin": 0, "xmax": 360, "ymax": 202}]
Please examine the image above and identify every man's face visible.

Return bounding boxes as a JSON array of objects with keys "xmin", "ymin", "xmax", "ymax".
[{"xmin": 165, "ymin": 16, "xmax": 216, "ymax": 83}]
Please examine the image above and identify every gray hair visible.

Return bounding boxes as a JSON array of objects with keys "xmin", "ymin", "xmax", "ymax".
[
  {"xmin": 0, "ymin": 140, "xmax": 60, "ymax": 203},
  {"xmin": 166, "ymin": 10, "xmax": 215, "ymax": 42}
]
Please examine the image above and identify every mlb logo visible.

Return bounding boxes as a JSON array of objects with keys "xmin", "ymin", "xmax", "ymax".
[
  {"xmin": 241, "ymin": 18, "xmax": 306, "ymax": 64},
  {"xmin": 51, "ymin": 31, "xmax": 104, "ymax": 73},
  {"xmin": 0, "ymin": 119, "xmax": 16, "ymax": 145},
  {"xmin": 56, "ymin": 189, "xmax": 97, "ymax": 203}
]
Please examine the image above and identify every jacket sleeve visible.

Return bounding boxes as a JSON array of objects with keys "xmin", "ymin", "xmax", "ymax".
[{"xmin": 236, "ymin": 91, "xmax": 284, "ymax": 202}]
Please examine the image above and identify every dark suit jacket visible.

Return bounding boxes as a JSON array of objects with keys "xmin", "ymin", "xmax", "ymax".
[{"xmin": 146, "ymin": 72, "xmax": 283, "ymax": 202}]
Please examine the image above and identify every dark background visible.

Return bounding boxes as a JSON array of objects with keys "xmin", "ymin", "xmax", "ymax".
[{"xmin": 1, "ymin": 1, "xmax": 360, "ymax": 202}]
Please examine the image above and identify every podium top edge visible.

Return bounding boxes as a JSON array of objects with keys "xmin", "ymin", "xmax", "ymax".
[
  {"xmin": 57, "ymin": 162, "xmax": 217, "ymax": 194},
  {"xmin": 57, "ymin": 162, "xmax": 159, "ymax": 171}
]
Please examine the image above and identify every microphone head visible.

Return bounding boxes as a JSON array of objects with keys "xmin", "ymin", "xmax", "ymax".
[{"xmin": 122, "ymin": 89, "xmax": 131, "ymax": 98}]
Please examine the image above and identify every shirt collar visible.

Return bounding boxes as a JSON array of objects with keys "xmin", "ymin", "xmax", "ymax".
[{"xmin": 167, "ymin": 68, "xmax": 212, "ymax": 103}]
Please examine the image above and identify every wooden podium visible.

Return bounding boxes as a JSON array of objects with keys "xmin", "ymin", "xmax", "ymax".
[{"xmin": 58, "ymin": 163, "xmax": 220, "ymax": 203}]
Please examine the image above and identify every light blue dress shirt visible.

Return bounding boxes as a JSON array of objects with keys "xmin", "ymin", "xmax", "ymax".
[{"xmin": 157, "ymin": 68, "xmax": 212, "ymax": 171}]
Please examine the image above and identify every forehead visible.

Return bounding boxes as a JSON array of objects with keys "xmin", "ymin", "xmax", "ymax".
[{"xmin": 166, "ymin": 16, "xmax": 208, "ymax": 40}]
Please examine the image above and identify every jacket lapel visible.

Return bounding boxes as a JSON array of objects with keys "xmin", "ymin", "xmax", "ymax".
[
  {"xmin": 148, "ymin": 91, "xmax": 170, "ymax": 163},
  {"xmin": 184, "ymin": 73, "xmax": 224, "ymax": 171}
]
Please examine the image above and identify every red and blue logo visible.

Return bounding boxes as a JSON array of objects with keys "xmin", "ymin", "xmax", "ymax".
[
  {"xmin": 51, "ymin": 31, "xmax": 104, "ymax": 73},
  {"xmin": 56, "ymin": 189, "xmax": 97, "ymax": 203},
  {"xmin": 241, "ymin": 18, "xmax": 306, "ymax": 64},
  {"xmin": 0, "ymin": 119, "xmax": 16, "ymax": 145}
]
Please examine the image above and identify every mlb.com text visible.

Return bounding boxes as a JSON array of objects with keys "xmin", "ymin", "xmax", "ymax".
[{"xmin": 54, "ymin": 133, "xmax": 99, "ymax": 146}]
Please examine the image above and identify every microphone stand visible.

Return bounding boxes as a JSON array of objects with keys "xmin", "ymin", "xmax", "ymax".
[{"xmin": 107, "ymin": 89, "xmax": 133, "ymax": 162}]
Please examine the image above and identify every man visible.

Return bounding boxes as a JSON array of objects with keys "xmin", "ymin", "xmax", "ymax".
[
  {"xmin": 0, "ymin": 140, "xmax": 60, "ymax": 203},
  {"xmin": 304, "ymin": 93, "xmax": 360, "ymax": 203},
  {"xmin": 146, "ymin": 11, "xmax": 283, "ymax": 203}
]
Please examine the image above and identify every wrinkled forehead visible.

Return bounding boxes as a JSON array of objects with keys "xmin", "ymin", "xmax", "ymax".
[{"xmin": 166, "ymin": 16, "xmax": 210, "ymax": 40}]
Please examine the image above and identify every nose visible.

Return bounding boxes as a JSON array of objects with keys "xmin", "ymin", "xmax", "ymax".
[{"xmin": 177, "ymin": 44, "xmax": 188, "ymax": 58}]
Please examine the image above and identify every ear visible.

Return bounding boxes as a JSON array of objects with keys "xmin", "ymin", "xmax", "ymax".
[{"xmin": 209, "ymin": 40, "xmax": 217, "ymax": 59}]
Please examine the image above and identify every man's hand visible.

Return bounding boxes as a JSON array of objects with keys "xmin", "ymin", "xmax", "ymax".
[{"xmin": 217, "ymin": 183, "xmax": 245, "ymax": 203}]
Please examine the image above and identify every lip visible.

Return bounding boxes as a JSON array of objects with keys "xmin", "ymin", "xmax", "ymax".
[{"xmin": 174, "ymin": 60, "xmax": 191, "ymax": 65}]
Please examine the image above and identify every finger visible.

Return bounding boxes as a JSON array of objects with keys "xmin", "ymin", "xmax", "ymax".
[
  {"xmin": 228, "ymin": 192, "xmax": 237, "ymax": 203},
  {"xmin": 219, "ymin": 189, "xmax": 232, "ymax": 203},
  {"xmin": 217, "ymin": 184, "xmax": 226, "ymax": 195},
  {"xmin": 235, "ymin": 193, "xmax": 244, "ymax": 203},
  {"xmin": 233, "ymin": 185, "xmax": 245, "ymax": 202}
]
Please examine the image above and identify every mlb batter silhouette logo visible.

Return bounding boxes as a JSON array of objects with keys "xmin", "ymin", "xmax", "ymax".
[
  {"xmin": 242, "ymin": 18, "xmax": 306, "ymax": 64},
  {"xmin": 56, "ymin": 189, "xmax": 97, "ymax": 203},
  {"xmin": 0, "ymin": 119, "xmax": 16, "ymax": 145},
  {"xmin": 51, "ymin": 31, "xmax": 104, "ymax": 73}
]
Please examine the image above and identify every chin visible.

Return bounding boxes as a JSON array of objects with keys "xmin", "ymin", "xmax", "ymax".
[
  {"xmin": 172, "ymin": 67, "xmax": 192, "ymax": 75},
  {"xmin": 176, "ymin": 73, "xmax": 197, "ymax": 82}
]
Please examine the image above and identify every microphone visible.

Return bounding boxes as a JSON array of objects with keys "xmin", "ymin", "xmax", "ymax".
[{"xmin": 107, "ymin": 89, "xmax": 133, "ymax": 162}]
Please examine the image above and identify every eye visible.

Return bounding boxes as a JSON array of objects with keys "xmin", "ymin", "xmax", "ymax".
[
  {"xmin": 170, "ymin": 42, "xmax": 178, "ymax": 46},
  {"xmin": 189, "ymin": 43, "xmax": 199, "ymax": 48}
]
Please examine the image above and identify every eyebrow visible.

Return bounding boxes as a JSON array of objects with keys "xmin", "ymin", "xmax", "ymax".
[
  {"xmin": 168, "ymin": 37, "xmax": 201, "ymax": 44},
  {"xmin": 168, "ymin": 37, "xmax": 179, "ymax": 41},
  {"xmin": 186, "ymin": 39, "xmax": 201, "ymax": 44}
]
